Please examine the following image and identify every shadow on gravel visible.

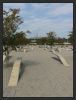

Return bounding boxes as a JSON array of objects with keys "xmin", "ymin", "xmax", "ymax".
[
  {"xmin": 18, "ymin": 60, "xmax": 40, "ymax": 81},
  {"xmin": 6, "ymin": 55, "xmax": 12, "ymax": 60},
  {"xmin": 4, "ymin": 55, "xmax": 12, "ymax": 62},
  {"xmin": 52, "ymin": 57, "xmax": 62, "ymax": 64},
  {"xmin": 3, "ymin": 55, "xmax": 13, "ymax": 67},
  {"xmin": 3, "ymin": 62, "xmax": 14, "ymax": 68}
]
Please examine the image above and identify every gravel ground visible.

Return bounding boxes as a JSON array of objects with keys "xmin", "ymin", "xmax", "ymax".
[{"xmin": 3, "ymin": 45, "xmax": 73, "ymax": 97}]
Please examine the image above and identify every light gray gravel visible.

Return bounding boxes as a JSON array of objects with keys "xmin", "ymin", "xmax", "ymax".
[{"xmin": 3, "ymin": 45, "xmax": 73, "ymax": 97}]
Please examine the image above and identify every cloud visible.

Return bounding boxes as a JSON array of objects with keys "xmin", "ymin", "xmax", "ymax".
[
  {"xmin": 3, "ymin": 3, "xmax": 26, "ymax": 10},
  {"xmin": 50, "ymin": 3, "xmax": 73, "ymax": 16},
  {"xmin": 3, "ymin": 3, "xmax": 73, "ymax": 38},
  {"xmin": 19, "ymin": 16, "xmax": 72, "ymax": 38}
]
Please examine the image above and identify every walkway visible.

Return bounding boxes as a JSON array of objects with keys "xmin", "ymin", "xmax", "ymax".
[{"xmin": 3, "ymin": 46, "xmax": 73, "ymax": 97}]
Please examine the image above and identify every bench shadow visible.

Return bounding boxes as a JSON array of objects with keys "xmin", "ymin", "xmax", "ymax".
[
  {"xmin": 5, "ymin": 55, "xmax": 12, "ymax": 61},
  {"xmin": 52, "ymin": 57, "xmax": 62, "ymax": 64},
  {"xmin": 18, "ymin": 60, "xmax": 40, "ymax": 81},
  {"xmin": 3, "ymin": 62, "xmax": 14, "ymax": 68},
  {"xmin": 3, "ymin": 55, "xmax": 13, "ymax": 65}
]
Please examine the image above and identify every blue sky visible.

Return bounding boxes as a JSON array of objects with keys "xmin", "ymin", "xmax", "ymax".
[{"xmin": 3, "ymin": 3, "xmax": 73, "ymax": 38}]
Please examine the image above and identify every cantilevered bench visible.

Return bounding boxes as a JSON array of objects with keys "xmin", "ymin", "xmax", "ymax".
[
  {"xmin": 3, "ymin": 55, "xmax": 6, "ymax": 62},
  {"xmin": 8, "ymin": 58, "xmax": 22, "ymax": 86},
  {"xmin": 52, "ymin": 49, "xmax": 70, "ymax": 67}
]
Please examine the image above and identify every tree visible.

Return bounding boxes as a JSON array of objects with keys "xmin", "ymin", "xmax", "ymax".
[
  {"xmin": 55, "ymin": 37, "xmax": 67, "ymax": 45},
  {"xmin": 14, "ymin": 31, "xmax": 27, "ymax": 45},
  {"xmin": 47, "ymin": 32, "xmax": 56, "ymax": 48},
  {"xmin": 3, "ymin": 8, "xmax": 23, "ymax": 56},
  {"xmin": 3, "ymin": 8, "xmax": 23, "ymax": 45},
  {"xmin": 26, "ymin": 30, "xmax": 31, "ymax": 34},
  {"xmin": 37, "ymin": 37, "xmax": 47, "ymax": 45},
  {"xmin": 68, "ymin": 31, "xmax": 73, "ymax": 44}
]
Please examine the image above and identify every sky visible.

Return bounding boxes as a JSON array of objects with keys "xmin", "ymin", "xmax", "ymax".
[{"xmin": 3, "ymin": 3, "xmax": 73, "ymax": 38}]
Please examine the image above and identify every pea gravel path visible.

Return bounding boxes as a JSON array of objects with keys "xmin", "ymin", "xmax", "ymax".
[{"xmin": 3, "ymin": 46, "xmax": 73, "ymax": 97}]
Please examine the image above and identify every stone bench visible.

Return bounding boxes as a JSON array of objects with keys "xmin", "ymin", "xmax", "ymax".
[
  {"xmin": 3, "ymin": 55, "xmax": 6, "ymax": 62},
  {"xmin": 8, "ymin": 58, "xmax": 22, "ymax": 86},
  {"xmin": 52, "ymin": 49, "xmax": 70, "ymax": 67}
]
